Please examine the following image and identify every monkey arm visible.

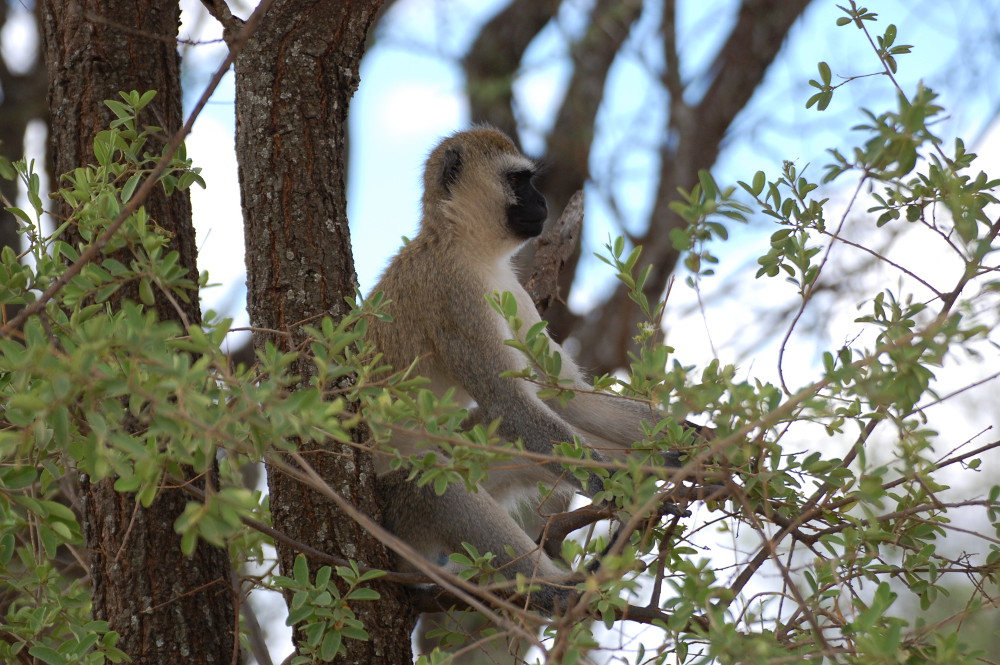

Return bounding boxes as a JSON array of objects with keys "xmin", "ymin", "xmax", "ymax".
[
  {"xmin": 377, "ymin": 469, "xmax": 576, "ymax": 612},
  {"xmin": 431, "ymin": 289, "xmax": 608, "ymax": 498},
  {"xmin": 490, "ymin": 283, "xmax": 683, "ymax": 469},
  {"xmin": 550, "ymin": 390, "xmax": 653, "ymax": 450}
]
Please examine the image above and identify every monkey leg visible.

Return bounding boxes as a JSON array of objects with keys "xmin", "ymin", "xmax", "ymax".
[{"xmin": 376, "ymin": 469, "xmax": 576, "ymax": 611}]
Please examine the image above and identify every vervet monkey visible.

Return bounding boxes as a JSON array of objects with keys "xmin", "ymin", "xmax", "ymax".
[{"xmin": 370, "ymin": 127, "xmax": 679, "ymax": 610}]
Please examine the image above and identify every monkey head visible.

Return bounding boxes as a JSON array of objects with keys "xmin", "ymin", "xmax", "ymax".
[{"xmin": 421, "ymin": 127, "xmax": 548, "ymax": 252}]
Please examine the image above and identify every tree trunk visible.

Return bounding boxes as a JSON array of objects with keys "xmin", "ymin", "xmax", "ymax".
[
  {"xmin": 231, "ymin": 1, "xmax": 415, "ymax": 662},
  {"xmin": 39, "ymin": 2, "xmax": 236, "ymax": 663}
]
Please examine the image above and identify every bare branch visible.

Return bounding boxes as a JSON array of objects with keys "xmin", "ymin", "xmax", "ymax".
[
  {"xmin": 524, "ymin": 189, "xmax": 584, "ymax": 317},
  {"xmin": 537, "ymin": 0, "xmax": 645, "ymax": 340},
  {"xmin": 199, "ymin": 0, "xmax": 244, "ymax": 40},
  {"xmin": 569, "ymin": 0, "xmax": 814, "ymax": 374},
  {"xmin": 462, "ymin": 0, "xmax": 559, "ymax": 139},
  {"xmin": 1, "ymin": 0, "xmax": 272, "ymax": 340}
]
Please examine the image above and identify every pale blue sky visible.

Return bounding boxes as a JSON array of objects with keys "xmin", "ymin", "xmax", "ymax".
[
  {"xmin": 6, "ymin": 3, "xmax": 999, "ymax": 661},
  {"xmin": 3, "ymin": 1, "xmax": 996, "ymax": 346},
  {"xmin": 173, "ymin": 0, "xmax": 1000, "ymax": 369}
]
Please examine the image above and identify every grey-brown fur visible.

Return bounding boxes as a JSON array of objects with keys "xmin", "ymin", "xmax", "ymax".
[{"xmin": 370, "ymin": 128, "xmax": 665, "ymax": 610}]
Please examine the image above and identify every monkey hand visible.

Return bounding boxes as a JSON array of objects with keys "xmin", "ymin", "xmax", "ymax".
[
  {"xmin": 662, "ymin": 449, "xmax": 684, "ymax": 467},
  {"xmin": 517, "ymin": 573, "xmax": 583, "ymax": 616},
  {"xmin": 656, "ymin": 500, "xmax": 691, "ymax": 519},
  {"xmin": 579, "ymin": 447, "xmax": 613, "ymax": 498},
  {"xmin": 582, "ymin": 456, "xmax": 689, "ymax": 520},
  {"xmin": 581, "ymin": 470, "xmax": 690, "ymax": 519}
]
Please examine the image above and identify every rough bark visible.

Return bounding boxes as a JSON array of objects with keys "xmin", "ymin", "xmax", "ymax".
[
  {"xmin": 230, "ymin": 1, "xmax": 415, "ymax": 662},
  {"xmin": 525, "ymin": 189, "xmax": 584, "ymax": 316},
  {"xmin": 561, "ymin": 0, "xmax": 815, "ymax": 373},
  {"xmin": 39, "ymin": 2, "xmax": 236, "ymax": 663}
]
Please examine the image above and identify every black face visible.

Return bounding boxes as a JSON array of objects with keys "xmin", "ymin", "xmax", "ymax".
[{"xmin": 505, "ymin": 170, "xmax": 547, "ymax": 239}]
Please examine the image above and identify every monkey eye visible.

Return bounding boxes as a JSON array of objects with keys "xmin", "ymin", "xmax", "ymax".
[{"xmin": 507, "ymin": 170, "xmax": 532, "ymax": 188}]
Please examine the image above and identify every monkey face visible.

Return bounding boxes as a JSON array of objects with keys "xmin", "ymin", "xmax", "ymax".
[
  {"xmin": 505, "ymin": 169, "xmax": 548, "ymax": 239},
  {"xmin": 420, "ymin": 127, "xmax": 548, "ymax": 249}
]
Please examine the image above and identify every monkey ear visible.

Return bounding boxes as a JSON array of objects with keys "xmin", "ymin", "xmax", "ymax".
[{"xmin": 441, "ymin": 146, "xmax": 463, "ymax": 195}]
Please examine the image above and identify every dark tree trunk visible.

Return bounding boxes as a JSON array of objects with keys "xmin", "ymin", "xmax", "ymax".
[
  {"xmin": 231, "ymin": 1, "xmax": 415, "ymax": 662},
  {"xmin": 39, "ymin": 2, "xmax": 236, "ymax": 663}
]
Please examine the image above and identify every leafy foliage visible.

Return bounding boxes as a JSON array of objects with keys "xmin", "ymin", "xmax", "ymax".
[
  {"xmin": 1, "ymin": 6, "xmax": 998, "ymax": 662},
  {"xmin": 273, "ymin": 556, "xmax": 384, "ymax": 663},
  {"xmin": 0, "ymin": 93, "xmax": 384, "ymax": 663}
]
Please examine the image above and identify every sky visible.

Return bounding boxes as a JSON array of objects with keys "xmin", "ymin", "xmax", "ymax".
[
  {"xmin": 5, "ymin": 0, "xmax": 1000, "ymax": 661},
  {"xmin": 171, "ymin": 2, "xmax": 1000, "ymax": 661},
  {"xmin": 3, "ymin": 2, "xmax": 996, "ymax": 358},
  {"xmin": 171, "ymin": 0, "xmax": 1000, "ymax": 387}
]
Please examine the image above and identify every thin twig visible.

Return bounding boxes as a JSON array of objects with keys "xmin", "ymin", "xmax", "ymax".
[{"xmin": 0, "ymin": 0, "xmax": 275, "ymax": 339}]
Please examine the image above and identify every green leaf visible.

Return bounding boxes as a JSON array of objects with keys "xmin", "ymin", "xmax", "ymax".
[
  {"xmin": 356, "ymin": 569, "xmax": 387, "ymax": 583},
  {"xmin": 668, "ymin": 227, "xmax": 691, "ymax": 252},
  {"xmin": 180, "ymin": 528, "xmax": 197, "ymax": 556},
  {"xmin": 818, "ymin": 61, "xmax": 832, "ymax": 85},
  {"xmin": 315, "ymin": 565, "xmax": 332, "ymax": 589},
  {"xmin": 9, "ymin": 393, "xmax": 48, "ymax": 412},
  {"xmin": 884, "ymin": 24, "xmax": 897, "ymax": 46},
  {"xmin": 286, "ymin": 603, "xmax": 313, "ymax": 626},
  {"xmin": 6, "ymin": 206, "xmax": 33, "ymax": 224},
  {"xmin": 138, "ymin": 278, "xmax": 155, "ymax": 306},
  {"xmin": 137, "ymin": 90, "xmax": 157, "ymax": 109},
  {"xmin": 320, "ymin": 630, "xmax": 343, "ymax": 660},
  {"xmin": 345, "ymin": 587, "xmax": 380, "ymax": 601},
  {"xmin": 28, "ymin": 646, "xmax": 67, "ymax": 665},
  {"xmin": 697, "ymin": 170, "xmax": 717, "ymax": 200},
  {"xmin": 94, "ymin": 131, "xmax": 113, "ymax": 166},
  {"xmin": 293, "ymin": 554, "xmax": 309, "ymax": 583},
  {"xmin": 1, "ymin": 466, "xmax": 38, "ymax": 490},
  {"xmin": 0, "ymin": 156, "xmax": 15, "ymax": 180},
  {"xmin": 105, "ymin": 99, "xmax": 132, "ymax": 121},
  {"xmin": 122, "ymin": 172, "xmax": 142, "ymax": 202}
]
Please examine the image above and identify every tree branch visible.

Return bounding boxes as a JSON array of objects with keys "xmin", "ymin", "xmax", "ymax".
[
  {"xmin": 569, "ymin": 0, "xmax": 815, "ymax": 374},
  {"xmin": 462, "ymin": 0, "xmax": 559, "ymax": 140},
  {"xmin": 524, "ymin": 189, "xmax": 584, "ymax": 317},
  {"xmin": 537, "ymin": 0, "xmax": 644, "ymax": 341}
]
